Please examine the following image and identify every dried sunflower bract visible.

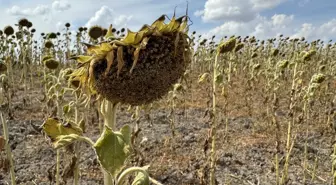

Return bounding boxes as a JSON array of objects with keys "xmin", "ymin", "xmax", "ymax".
[{"xmin": 70, "ymin": 14, "xmax": 192, "ymax": 105}]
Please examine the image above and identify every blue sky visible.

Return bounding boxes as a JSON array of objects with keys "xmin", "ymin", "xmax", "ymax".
[{"xmin": 1, "ymin": 0, "xmax": 336, "ymax": 41}]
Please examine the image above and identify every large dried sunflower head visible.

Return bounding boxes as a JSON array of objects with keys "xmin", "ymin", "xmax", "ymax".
[{"xmin": 70, "ymin": 13, "xmax": 192, "ymax": 105}]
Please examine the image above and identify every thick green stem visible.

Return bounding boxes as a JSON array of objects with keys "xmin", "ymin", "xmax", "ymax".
[
  {"xmin": 101, "ymin": 100, "xmax": 119, "ymax": 185},
  {"xmin": 1, "ymin": 113, "xmax": 16, "ymax": 185}
]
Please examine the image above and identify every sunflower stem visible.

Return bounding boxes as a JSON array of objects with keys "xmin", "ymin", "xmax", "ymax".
[
  {"xmin": 210, "ymin": 52, "xmax": 220, "ymax": 185},
  {"xmin": 56, "ymin": 149, "xmax": 60, "ymax": 185},
  {"xmin": 73, "ymin": 93, "xmax": 80, "ymax": 185},
  {"xmin": 101, "ymin": 99, "xmax": 119, "ymax": 185},
  {"xmin": 1, "ymin": 113, "xmax": 16, "ymax": 185}
]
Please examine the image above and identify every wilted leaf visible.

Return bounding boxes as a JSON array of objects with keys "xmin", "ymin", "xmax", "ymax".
[
  {"xmin": 42, "ymin": 118, "xmax": 83, "ymax": 142},
  {"xmin": 105, "ymin": 50, "xmax": 115, "ymax": 76},
  {"xmin": 131, "ymin": 166, "xmax": 150, "ymax": 185},
  {"xmin": 105, "ymin": 24, "xmax": 115, "ymax": 39},
  {"xmin": 71, "ymin": 55, "xmax": 93, "ymax": 64},
  {"xmin": 53, "ymin": 134, "xmax": 80, "ymax": 149},
  {"xmin": 198, "ymin": 73, "xmax": 209, "ymax": 83},
  {"xmin": 94, "ymin": 125, "xmax": 132, "ymax": 178},
  {"xmin": 151, "ymin": 15, "xmax": 166, "ymax": 30},
  {"xmin": 161, "ymin": 16, "xmax": 179, "ymax": 33},
  {"xmin": 122, "ymin": 29, "xmax": 137, "ymax": 45}
]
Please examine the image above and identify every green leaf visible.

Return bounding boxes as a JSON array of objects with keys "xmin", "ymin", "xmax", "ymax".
[
  {"xmin": 94, "ymin": 125, "xmax": 132, "ymax": 178},
  {"xmin": 131, "ymin": 167, "xmax": 150, "ymax": 185},
  {"xmin": 120, "ymin": 125, "xmax": 131, "ymax": 146}
]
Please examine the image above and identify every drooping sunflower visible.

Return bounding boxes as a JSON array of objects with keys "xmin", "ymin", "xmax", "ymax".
[{"xmin": 69, "ymin": 13, "xmax": 192, "ymax": 105}]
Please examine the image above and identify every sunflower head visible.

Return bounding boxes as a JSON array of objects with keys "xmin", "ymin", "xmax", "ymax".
[
  {"xmin": 27, "ymin": 21, "xmax": 33, "ymax": 28},
  {"xmin": 44, "ymin": 40, "xmax": 54, "ymax": 49},
  {"xmin": 43, "ymin": 55, "xmax": 59, "ymax": 70},
  {"xmin": 18, "ymin": 18, "xmax": 30, "ymax": 27},
  {"xmin": 218, "ymin": 37, "xmax": 236, "ymax": 54},
  {"xmin": 70, "ymin": 13, "xmax": 192, "ymax": 105},
  {"xmin": 88, "ymin": 26, "xmax": 103, "ymax": 40},
  {"xmin": 47, "ymin": 32, "xmax": 57, "ymax": 39},
  {"xmin": 4, "ymin": 26, "xmax": 14, "ymax": 36}
]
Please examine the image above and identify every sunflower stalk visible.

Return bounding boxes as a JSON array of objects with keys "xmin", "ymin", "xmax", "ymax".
[
  {"xmin": 56, "ymin": 149, "xmax": 60, "ymax": 185},
  {"xmin": 210, "ymin": 52, "xmax": 220, "ymax": 185},
  {"xmin": 73, "ymin": 92, "xmax": 80, "ymax": 185},
  {"xmin": 100, "ymin": 99, "xmax": 119, "ymax": 185},
  {"xmin": 1, "ymin": 113, "xmax": 16, "ymax": 185},
  {"xmin": 281, "ymin": 63, "xmax": 298, "ymax": 184},
  {"xmin": 332, "ymin": 144, "xmax": 336, "ymax": 185}
]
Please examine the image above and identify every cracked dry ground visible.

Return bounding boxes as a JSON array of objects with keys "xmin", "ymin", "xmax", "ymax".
[{"xmin": 0, "ymin": 75, "xmax": 335, "ymax": 185}]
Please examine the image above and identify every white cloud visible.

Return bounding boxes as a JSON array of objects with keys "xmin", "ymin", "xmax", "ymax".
[
  {"xmin": 319, "ymin": 19, "xmax": 336, "ymax": 35},
  {"xmin": 195, "ymin": 0, "xmax": 288, "ymax": 22},
  {"xmin": 52, "ymin": 0, "xmax": 71, "ymax": 12},
  {"xmin": 292, "ymin": 19, "xmax": 336, "ymax": 40},
  {"xmin": 291, "ymin": 23, "xmax": 315, "ymax": 39},
  {"xmin": 251, "ymin": 0, "xmax": 287, "ymax": 10},
  {"xmin": 206, "ymin": 14, "xmax": 293, "ymax": 39},
  {"xmin": 114, "ymin": 15, "xmax": 133, "ymax": 28},
  {"xmin": 272, "ymin": 14, "xmax": 294, "ymax": 27},
  {"xmin": 205, "ymin": 13, "xmax": 336, "ymax": 42},
  {"xmin": 194, "ymin": 10, "xmax": 204, "ymax": 17},
  {"xmin": 85, "ymin": 6, "xmax": 132, "ymax": 29},
  {"xmin": 7, "ymin": 5, "xmax": 49, "ymax": 16},
  {"xmin": 197, "ymin": 0, "xmax": 255, "ymax": 22}
]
